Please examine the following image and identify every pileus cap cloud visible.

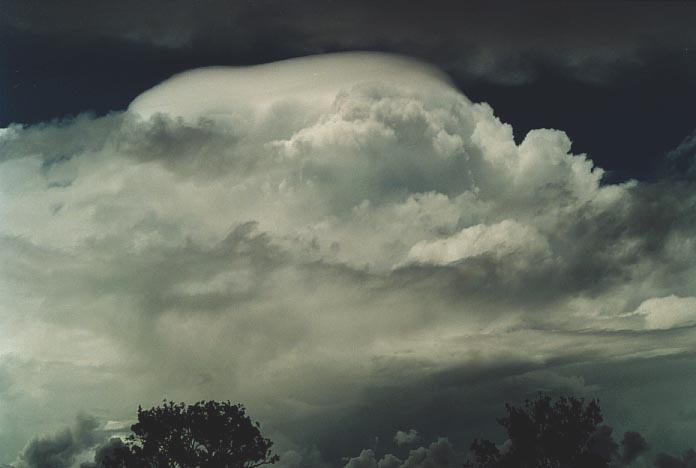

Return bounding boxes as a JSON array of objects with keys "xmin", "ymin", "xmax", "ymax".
[{"xmin": 128, "ymin": 52, "xmax": 455, "ymax": 123}]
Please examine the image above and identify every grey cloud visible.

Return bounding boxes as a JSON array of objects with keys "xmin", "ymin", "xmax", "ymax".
[
  {"xmin": 394, "ymin": 430, "xmax": 420, "ymax": 447},
  {"xmin": 585, "ymin": 425, "xmax": 648, "ymax": 467},
  {"xmin": 14, "ymin": 415, "xmax": 102, "ymax": 468},
  {"xmin": 3, "ymin": 1, "xmax": 696, "ymax": 85},
  {"xmin": 620, "ymin": 431, "xmax": 649, "ymax": 466},
  {"xmin": 344, "ymin": 449, "xmax": 378, "ymax": 468},
  {"xmin": 0, "ymin": 113, "xmax": 120, "ymax": 164},
  {"xmin": 335, "ymin": 392, "xmax": 650, "ymax": 468},
  {"xmin": 296, "ymin": 349, "xmax": 696, "ymax": 464},
  {"xmin": 343, "ymin": 438, "xmax": 458, "ymax": 468},
  {"xmin": 665, "ymin": 130, "xmax": 696, "ymax": 180},
  {"xmin": 677, "ymin": 409, "xmax": 696, "ymax": 422},
  {"xmin": 378, "ymin": 455, "xmax": 402, "ymax": 468},
  {"xmin": 399, "ymin": 438, "xmax": 457, "ymax": 468},
  {"xmin": 79, "ymin": 438, "xmax": 129, "ymax": 468},
  {"xmin": 654, "ymin": 450, "xmax": 696, "ymax": 468},
  {"xmin": 2, "ymin": 54, "xmax": 696, "ymax": 463},
  {"xmin": 275, "ymin": 447, "xmax": 331, "ymax": 468}
]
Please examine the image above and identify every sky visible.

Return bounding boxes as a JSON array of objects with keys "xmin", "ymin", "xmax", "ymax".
[{"xmin": 1, "ymin": 1, "xmax": 696, "ymax": 467}]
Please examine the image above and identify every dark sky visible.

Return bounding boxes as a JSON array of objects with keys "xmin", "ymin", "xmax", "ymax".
[
  {"xmin": 3, "ymin": 2, "xmax": 696, "ymax": 467},
  {"xmin": 2, "ymin": 0, "xmax": 696, "ymax": 181}
]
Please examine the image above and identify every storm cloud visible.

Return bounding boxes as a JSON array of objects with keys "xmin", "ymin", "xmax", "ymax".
[
  {"xmin": 3, "ymin": 0, "xmax": 696, "ymax": 85},
  {"xmin": 1, "ymin": 53, "xmax": 696, "ymax": 465},
  {"xmin": 13, "ymin": 415, "xmax": 102, "ymax": 468}
]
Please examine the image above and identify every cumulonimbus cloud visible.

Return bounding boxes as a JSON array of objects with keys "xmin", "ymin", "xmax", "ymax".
[{"xmin": 1, "ymin": 52, "xmax": 696, "ymax": 464}]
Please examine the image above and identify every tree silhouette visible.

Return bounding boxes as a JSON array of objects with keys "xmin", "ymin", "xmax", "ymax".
[
  {"xmin": 91, "ymin": 400, "xmax": 278, "ymax": 468},
  {"xmin": 465, "ymin": 395, "xmax": 616, "ymax": 468}
]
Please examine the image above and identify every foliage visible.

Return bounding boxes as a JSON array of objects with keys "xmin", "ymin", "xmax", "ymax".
[
  {"xmin": 465, "ymin": 395, "xmax": 612, "ymax": 468},
  {"xmin": 96, "ymin": 400, "xmax": 278, "ymax": 468}
]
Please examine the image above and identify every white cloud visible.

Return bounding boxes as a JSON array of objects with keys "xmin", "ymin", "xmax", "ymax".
[
  {"xmin": 634, "ymin": 296, "xmax": 696, "ymax": 330},
  {"xmin": 1, "ymin": 52, "xmax": 696, "ymax": 463},
  {"xmin": 406, "ymin": 220, "xmax": 551, "ymax": 266},
  {"xmin": 128, "ymin": 53, "xmax": 454, "ymax": 125},
  {"xmin": 394, "ymin": 429, "xmax": 420, "ymax": 446},
  {"xmin": 399, "ymin": 438, "xmax": 457, "ymax": 468},
  {"xmin": 344, "ymin": 449, "xmax": 378, "ymax": 468},
  {"xmin": 343, "ymin": 438, "xmax": 458, "ymax": 468}
]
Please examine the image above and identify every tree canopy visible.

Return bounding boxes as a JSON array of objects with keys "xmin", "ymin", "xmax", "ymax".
[
  {"xmin": 90, "ymin": 400, "xmax": 278, "ymax": 468},
  {"xmin": 465, "ymin": 394, "xmax": 644, "ymax": 468}
]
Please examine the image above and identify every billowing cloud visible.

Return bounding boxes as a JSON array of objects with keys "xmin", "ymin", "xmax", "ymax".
[
  {"xmin": 13, "ymin": 415, "xmax": 102, "ymax": 468},
  {"xmin": 394, "ymin": 430, "xmax": 420, "ymax": 447},
  {"xmin": 632, "ymin": 296, "xmax": 696, "ymax": 331},
  {"xmin": 398, "ymin": 438, "xmax": 457, "ymax": 468},
  {"xmin": 343, "ymin": 438, "xmax": 458, "ymax": 468},
  {"xmin": 665, "ymin": 130, "xmax": 696, "ymax": 180},
  {"xmin": 343, "ymin": 449, "xmax": 379, "ymax": 468},
  {"xmin": 406, "ymin": 220, "xmax": 551, "ymax": 267},
  {"xmin": 276, "ymin": 447, "xmax": 331, "ymax": 468},
  {"xmin": 1, "ymin": 53, "xmax": 696, "ymax": 464}
]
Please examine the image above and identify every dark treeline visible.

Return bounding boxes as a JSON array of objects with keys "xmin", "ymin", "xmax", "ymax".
[
  {"xmin": 28, "ymin": 396, "xmax": 691, "ymax": 468},
  {"xmin": 465, "ymin": 395, "xmax": 694, "ymax": 468}
]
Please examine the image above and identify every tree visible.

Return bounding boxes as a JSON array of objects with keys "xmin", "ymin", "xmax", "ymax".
[
  {"xmin": 92, "ymin": 400, "xmax": 279, "ymax": 468},
  {"xmin": 83, "ymin": 437, "xmax": 134, "ymax": 468},
  {"xmin": 465, "ymin": 395, "xmax": 614, "ymax": 468}
]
